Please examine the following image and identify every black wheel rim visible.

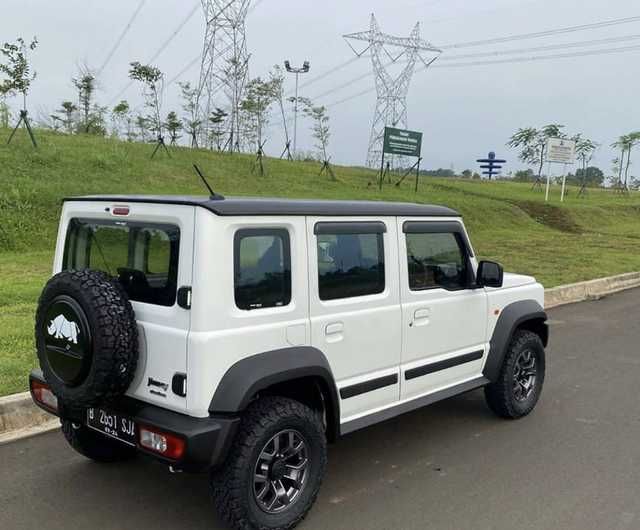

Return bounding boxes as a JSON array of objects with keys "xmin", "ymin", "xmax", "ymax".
[
  {"xmin": 253, "ymin": 429, "xmax": 309, "ymax": 514},
  {"xmin": 513, "ymin": 349, "xmax": 537, "ymax": 402},
  {"xmin": 42, "ymin": 295, "xmax": 93, "ymax": 386}
]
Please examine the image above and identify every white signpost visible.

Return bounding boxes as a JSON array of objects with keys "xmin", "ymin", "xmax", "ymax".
[{"xmin": 545, "ymin": 137, "xmax": 576, "ymax": 202}]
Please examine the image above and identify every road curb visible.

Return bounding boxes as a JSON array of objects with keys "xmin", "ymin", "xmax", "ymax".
[
  {"xmin": 1, "ymin": 271, "xmax": 638, "ymax": 444},
  {"xmin": 544, "ymin": 271, "xmax": 640, "ymax": 309},
  {"xmin": 0, "ymin": 392, "xmax": 58, "ymax": 444}
]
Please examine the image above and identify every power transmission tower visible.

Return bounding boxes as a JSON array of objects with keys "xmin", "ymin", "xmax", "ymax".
[
  {"xmin": 198, "ymin": 0, "xmax": 251, "ymax": 152},
  {"xmin": 344, "ymin": 14, "xmax": 441, "ymax": 169}
]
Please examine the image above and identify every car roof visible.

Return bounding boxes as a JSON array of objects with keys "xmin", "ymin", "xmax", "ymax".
[{"xmin": 64, "ymin": 195, "xmax": 461, "ymax": 217}]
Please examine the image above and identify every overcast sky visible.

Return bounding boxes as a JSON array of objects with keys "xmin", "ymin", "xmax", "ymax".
[{"xmin": 2, "ymin": 0, "xmax": 639, "ymax": 175}]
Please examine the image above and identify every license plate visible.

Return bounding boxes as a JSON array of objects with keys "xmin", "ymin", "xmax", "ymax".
[{"xmin": 87, "ymin": 408, "xmax": 137, "ymax": 447}]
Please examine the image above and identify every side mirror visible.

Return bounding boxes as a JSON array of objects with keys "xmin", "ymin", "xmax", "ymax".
[{"xmin": 477, "ymin": 260, "xmax": 504, "ymax": 288}]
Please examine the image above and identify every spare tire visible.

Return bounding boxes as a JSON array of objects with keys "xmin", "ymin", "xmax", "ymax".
[{"xmin": 35, "ymin": 269, "xmax": 139, "ymax": 409}]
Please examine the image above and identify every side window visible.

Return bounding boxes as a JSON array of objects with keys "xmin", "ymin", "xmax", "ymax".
[
  {"xmin": 316, "ymin": 223, "xmax": 385, "ymax": 301},
  {"xmin": 234, "ymin": 228, "xmax": 291, "ymax": 310},
  {"xmin": 406, "ymin": 232, "xmax": 469, "ymax": 291}
]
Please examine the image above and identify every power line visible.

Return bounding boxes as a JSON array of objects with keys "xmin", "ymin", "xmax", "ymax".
[
  {"xmin": 97, "ymin": 0, "xmax": 147, "ymax": 76},
  {"xmin": 320, "ymin": 43, "xmax": 640, "ymax": 109},
  {"xmin": 107, "ymin": 1, "xmax": 200, "ymax": 106},
  {"xmin": 439, "ymin": 14, "xmax": 640, "ymax": 50},
  {"xmin": 438, "ymin": 33, "xmax": 640, "ymax": 61},
  {"xmin": 148, "ymin": 3, "xmax": 200, "ymax": 64}
]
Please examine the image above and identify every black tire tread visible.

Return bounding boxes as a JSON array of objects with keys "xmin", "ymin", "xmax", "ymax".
[
  {"xmin": 211, "ymin": 397, "xmax": 327, "ymax": 530},
  {"xmin": 35, "ymin": 269, "xmax": 138, "ymax": 408},
  {"xmin": 484, "ymin": 329, "xmax": 545, "ymax": 419}
]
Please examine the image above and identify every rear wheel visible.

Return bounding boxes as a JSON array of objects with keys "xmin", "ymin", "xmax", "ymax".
[
  {"xmin": 211, "ymin": 397, "xmax": 327, "ymax": 530},
  {"xmin": 61, "ymin": 420, "xmax": 136, "ymax": 463},
  {"xmin": 484, "ymin": 330, "xmax": 546, "ymax": 419}
]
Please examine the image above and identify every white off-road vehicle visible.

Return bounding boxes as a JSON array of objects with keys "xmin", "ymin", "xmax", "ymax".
[{"xmin": 31, "ymin": 194, "xmax": 548, "ymax": 530}]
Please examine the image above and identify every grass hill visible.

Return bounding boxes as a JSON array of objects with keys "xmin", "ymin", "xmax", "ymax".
[{"xmin": 1, "ymin": 128, "xmax": 639, "ymax": 395}]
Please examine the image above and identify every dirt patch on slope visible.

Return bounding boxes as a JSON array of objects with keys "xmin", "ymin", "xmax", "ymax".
[{"xmin": 512, "ymin": 200, "xmax": 583, "ymax": 234}]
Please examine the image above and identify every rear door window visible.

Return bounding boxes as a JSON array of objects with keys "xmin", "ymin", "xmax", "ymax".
[{"xmin": 63, "ymin": 218, "xmax": 180, "ymax": 306}]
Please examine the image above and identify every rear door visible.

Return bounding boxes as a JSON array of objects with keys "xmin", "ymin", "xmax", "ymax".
[
  {"xmin": 307, "ymin": 217, "xmax": 402, "ymax": 423},
  {"xmin": 57, "ymin": 201, "xmax": 194, "ymax": 413}
]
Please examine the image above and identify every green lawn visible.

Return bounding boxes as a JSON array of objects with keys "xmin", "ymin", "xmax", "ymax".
[{"xmin": 1, "ymin": 128, "xmax": 639, "ymax": 396}]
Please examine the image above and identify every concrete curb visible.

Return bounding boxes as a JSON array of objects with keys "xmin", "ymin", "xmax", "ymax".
[
  {"xmin": 544, "ymin": 271, "xmax": 640, "ymax": 309},
  {"xmin": 0, "ymin": 392, "xmax": 58, "ymax": 445},
  {"xmin": 1, "ymin": 271, "xmax": 638, "ymax": 444}
]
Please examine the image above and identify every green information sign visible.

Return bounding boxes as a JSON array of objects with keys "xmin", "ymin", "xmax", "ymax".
[{"xmin": 383, "ymin": 127, "xmax": 423, "ymax": 158}]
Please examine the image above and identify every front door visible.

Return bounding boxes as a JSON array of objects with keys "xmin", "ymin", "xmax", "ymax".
[
  {"xmin": 307, "ymin": 217, "xmax": 402, "ymax": 423},
  {"xmin": 397, "ymin": 218, "xmax": 488, "ymax": 401}
]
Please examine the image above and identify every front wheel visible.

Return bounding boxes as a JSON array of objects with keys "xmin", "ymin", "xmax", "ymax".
[
  {"xmin": 484, "ymin": 330, "xmax": 546, "ymax": 419},
  {"xmin": 211, "ymin": 397, "xmax": 327, "ymax": 530},
  {"xmin": 61, "ymin": 420, "xmax": 136, "ymax": 463}
]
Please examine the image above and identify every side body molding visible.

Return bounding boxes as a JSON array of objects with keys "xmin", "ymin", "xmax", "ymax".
[
  {"xmin": 209, "ymin": 347, "xmax": 340, "ymax": 439},
  {"xmin": 483, "ymin": 300, "xmax": 548, "ymax": 382}
]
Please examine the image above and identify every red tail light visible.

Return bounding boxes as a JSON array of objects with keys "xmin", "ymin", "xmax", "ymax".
[
  {"xmin": 138, "ymin": 425, "xmax": 185, "ymax": 460},
  {"xmin": 112, "ymin": 205, "xmax": 130, "ymax": 216},
  {"xmin": 30, "ymin": 379, "xmax": 58, "ymax": 413}
]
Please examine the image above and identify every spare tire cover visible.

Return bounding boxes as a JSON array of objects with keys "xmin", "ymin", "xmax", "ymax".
[{"xmin": 35, "ymin": 269, "xmax": 139, "ymax": 408}]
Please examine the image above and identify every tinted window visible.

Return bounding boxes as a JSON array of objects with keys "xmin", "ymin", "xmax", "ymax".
[
  {"xmin": 63, "ymin": 218, "xmax": 180, "ymax": 306},
  {"xmin": 317, "ymin": 232, "xmax": 385, "ymax": 300},
  {"xmin": 234, "ymin": 229, "xmax": 291, "ymax": 310},
  {"xmin": 406, "ymin": 232, "xmax": 469, "ymax": 290}
]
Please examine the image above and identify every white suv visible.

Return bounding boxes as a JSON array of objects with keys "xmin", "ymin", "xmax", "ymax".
[{"xmin": 31, "ymin": 195, "xmax": 548, "ymax": 530}]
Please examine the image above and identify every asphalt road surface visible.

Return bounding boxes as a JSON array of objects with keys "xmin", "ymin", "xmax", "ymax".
[{"xmin": 2, "ymin": 288, "xmax": 639, "ymax": 530}]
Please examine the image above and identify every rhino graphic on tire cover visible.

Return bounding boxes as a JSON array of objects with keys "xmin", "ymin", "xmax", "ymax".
[{"xmin": 48, "ymin": 315, "xmax": 80, "ymax": 344}]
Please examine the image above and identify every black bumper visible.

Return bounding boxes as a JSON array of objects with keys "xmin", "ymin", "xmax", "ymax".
[{"xmin": 29, "ymin": 369, "xmax": 239, "ymax": 472}]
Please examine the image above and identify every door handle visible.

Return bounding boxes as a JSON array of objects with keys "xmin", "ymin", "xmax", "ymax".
[
  {"xmin": 414, "ymin": 308, "xmax": 431, "ymax": 320},
  {"xmin": 325, "ymin": 322, "xmax": 344, "ymax": 335}
]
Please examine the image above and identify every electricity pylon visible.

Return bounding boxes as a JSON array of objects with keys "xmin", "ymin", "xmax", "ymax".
[
  {"xmin": 344, "ymin": 14, "xmax": 441, "ymax": 169},
  {"xmin": 198, "ymin": 0, "xmax": 251, "ymax": 151}
]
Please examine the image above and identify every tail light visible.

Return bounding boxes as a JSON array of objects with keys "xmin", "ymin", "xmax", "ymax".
[
  {"xmin": 138, "ymin": 425, "xmax": 185, "ymax": 460},
  {"xmin": 30, "ymin": 379, "xmax": 58, "ymax": 414}
]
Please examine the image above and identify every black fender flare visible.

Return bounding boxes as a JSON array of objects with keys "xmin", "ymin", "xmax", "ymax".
[
  {"xmin": 209, "ymin": 346, "xmax": 340, "ymax": 440},
  {"xmin": 483, "ymin": 300, "xmax": 548, "ymax": 382}
]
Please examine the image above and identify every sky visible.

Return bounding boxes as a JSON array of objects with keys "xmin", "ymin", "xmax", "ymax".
[{"xmin": 1, "ymin": 0, "xmax": 639, "ymax": 176}]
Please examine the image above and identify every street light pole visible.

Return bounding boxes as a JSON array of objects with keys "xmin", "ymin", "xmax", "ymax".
[{"xmin": 284, "ymin": 60, "xmax": 310, "ymax": 159}]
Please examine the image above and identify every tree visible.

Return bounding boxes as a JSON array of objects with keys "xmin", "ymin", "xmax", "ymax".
[
  {"xmin": 129, "ymin": 62, "xmax": 165, "ymax": 145},
  {"xmin": 72, "ymin": 66, "xmax": 98, "ymax": 134},
  {"xmin": 0, "ymin": 36, "xmax": 38, "ymax": 146},
  {"xmin": 612, "ymin": 132, "xmax": 640, "ymax": 188},
  {"xmin": 56, "ymin": 101, "xmax": 77, "ymax": 133},
  {"xmin": 111, "ymin": 100, "xmax": 132, "ymax": 140},
  {"xmin": 178, "ymin": 81, "xmax": 201, "ymax": 148},
  {"xmin": 461, "ymin": 169, "xmax": 472, "ymax": 179},
  {"xmin": 507, "ymin": 124, "xmax": 565, "ymax": 183},
  {"xmin": 208, "ymin": 107, "xmax": 228, "ymax": 150},
  {"xmin": 0, "ymin": 98, "xmax": 10, "ymax": 128},
  {"xmin": 567, "ymin": 166, "xmax": 604, "ymax": 187},
  {"xmin": 165, "ymin": 111, "xmax": 182, "ymax": 145},
  {"xmin": 571, "ymin": 135, "xmax": 598, "ymax": 189},
  {"xmin": 513, "ymin": 169, "xmax": 535, "ymax": 182},
  {"xmin": 300, "ymin": 97, "xmax": 334, "ymax": 179},
  {"xmin": 269, "ymin": 65, "xmax": 291, "ymax": 159},
  {"xmin": 240, "ymin": 77, "xmax": 277, "ymax": 151}
]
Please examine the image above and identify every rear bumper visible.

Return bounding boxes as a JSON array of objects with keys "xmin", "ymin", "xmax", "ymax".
[{"xmin": 29, "ymin": 369, "xmax": 239, "ymax": 472}]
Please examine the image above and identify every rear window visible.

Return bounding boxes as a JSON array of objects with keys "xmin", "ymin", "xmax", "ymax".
[{"xmin": 63, "ymin": 218, "xmax": 180, "ymax": 306}]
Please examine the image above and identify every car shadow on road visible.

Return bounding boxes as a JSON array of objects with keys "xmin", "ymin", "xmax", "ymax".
[{"xmin": 36, "ymin": 390, "xmax": 495, "ymax": 530}]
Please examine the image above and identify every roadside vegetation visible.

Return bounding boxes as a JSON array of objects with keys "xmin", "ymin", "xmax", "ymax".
[{"xmin": 1, "ymin": 129, "xmax": 640, "ymax": 396}]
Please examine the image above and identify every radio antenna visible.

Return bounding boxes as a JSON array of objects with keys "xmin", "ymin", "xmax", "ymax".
[{"xmin": 193, "ymin": 164, "xmax": 224, "ymax": 200}]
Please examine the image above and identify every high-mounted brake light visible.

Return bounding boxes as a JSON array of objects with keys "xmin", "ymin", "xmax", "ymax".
[
  {"xmin": 30, "ymin": 379, "xmax": 58, "ymax": 413},
  {"xmin": 138, "ymin": 425, "xmax": 185, "ymax": 460},
  {"xmin": 112, "ymin": 205, "xmax": 130, "ymax": 216}
]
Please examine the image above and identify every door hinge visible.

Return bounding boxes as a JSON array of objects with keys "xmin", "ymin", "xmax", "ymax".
[{"xmin": 177, "ymin": 286, "xmax": 192, "ymax": 309}]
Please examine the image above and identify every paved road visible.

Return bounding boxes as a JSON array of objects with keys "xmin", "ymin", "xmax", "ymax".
[{"xmin": 2, "ymin": 289, "xmax": 639, "ymax": 530}]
